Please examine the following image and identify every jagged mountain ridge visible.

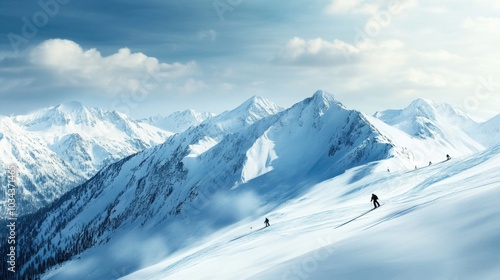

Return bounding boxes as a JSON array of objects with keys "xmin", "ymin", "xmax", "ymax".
[
  {"xmin": 13, "ymin": 101, "xmax": 173, "ymax": 176},
  {"xmin": 239, "ymin": 92, "xmax": 398, "ymax": 185},
  {"xmin": 373, "ymin": 98, "xmax": 476, "ymax": 137},
  {"xmin": 373, "ymin": 98, "xmax": 486, "ymax": 156},
  {"xmin": 12, "ymin": 91, "xmax": 419, "ymax": 278},
  {"xmin": 0, "ymin": 102, "xmax": 172, "ymax": 215},
  {"xmin": 0, "ymin": 116, "xmax": 83, "ymax": 214}
]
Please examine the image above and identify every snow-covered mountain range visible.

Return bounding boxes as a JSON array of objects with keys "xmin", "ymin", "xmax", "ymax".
[
  {"xmin": 373, "ymin": 98, "xmax": 485, "ymax": 153},
  {"xmin": 1, "ymin": 91, "xmax": 498, "ymax": 279},
  {"xmin": 0, "ymin": 102, "xmax": 173, "ymax": 214}
]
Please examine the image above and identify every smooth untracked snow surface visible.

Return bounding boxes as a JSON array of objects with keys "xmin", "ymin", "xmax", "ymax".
[{"xmin": 46, "ymin": 145, "xmax": 500, "ymax": 280}]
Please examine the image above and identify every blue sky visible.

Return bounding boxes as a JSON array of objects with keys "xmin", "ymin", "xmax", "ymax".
[{"xmin": 0, "ymin": 0, "xmax": 499, "ymax": 120}]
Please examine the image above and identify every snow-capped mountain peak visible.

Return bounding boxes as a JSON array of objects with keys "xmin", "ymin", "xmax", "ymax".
[
  {"xmin": 374, "ymin": 98, "xmax": 480, "ymax": 135},
  {"xmin": 206, "ymin": 95, "xmax": 283, "ymax": 134},
  {"xmin": 403, "ymin": 98, "xmax": 473, "ymax": 124},
  {"xmin": 142, "ymin": 109, "xmax": 215, "ymax": 133},
  {"xmin": 374, "ymin": 98, "xmax": 442, "ymax": 124},
  {"xmin": 307, "ymin": 90, "xmax": 346, "ymax": 113},
  {"xmin": 230, "ymin": 95, "xmax": 283, "ymax": 124},
  {"xmin": 406, "ymin": 98, "xmax": 437, "ymax": 118},
  {"xmin": 373, "ymin": 98, "xmax": 484, "ymax": 159},
  {"xmin": 55, "ymin": 100, "xmax": 86, "ymax": 112},
  {"xmin": 312, "ymin": 89, "xmax": 339, "ymax": 103},
  {"xmin": 1, "ymin": 102, "xmax": 172, "ymax": 215},
  {"xmin": 14, "ymin": 101, "xmax": 95, "ymax": 129}
]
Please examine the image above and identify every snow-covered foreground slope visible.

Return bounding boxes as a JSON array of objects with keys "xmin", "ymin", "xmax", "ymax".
[{"xmin": 118, "ymin": 145, "xmax": 500, "ymax": 280}]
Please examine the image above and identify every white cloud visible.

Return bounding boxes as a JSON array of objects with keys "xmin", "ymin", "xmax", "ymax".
[
  {"xmin": 269, "ymin": 33, "xmax": 491, "ymax": 118},
  {"xmin": 29, "ymin": 39, "xmax": 198, "ymax": 95},
  {"xmin": 272, "ymin": 37, "xmax": 359, "ymax": 66},
  {"xmin": 272, "ymin": 37, "xmax": 407, "ymax": 67}
]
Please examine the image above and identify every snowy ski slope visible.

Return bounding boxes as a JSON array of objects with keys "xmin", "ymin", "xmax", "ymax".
[{"xmin": 46, "ymin": 145, "xmax": 500, "ymax": 280}]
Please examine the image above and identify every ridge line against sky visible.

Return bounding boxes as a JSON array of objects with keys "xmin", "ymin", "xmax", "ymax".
[{"xmin": 0, "ymin": 0, "xmax": 499, "ymax": 120}]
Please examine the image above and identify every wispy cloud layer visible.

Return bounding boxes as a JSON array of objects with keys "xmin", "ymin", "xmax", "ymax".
[{"xmin": 0, "ymin": 0, "xmax": 498, "ymax": 119}]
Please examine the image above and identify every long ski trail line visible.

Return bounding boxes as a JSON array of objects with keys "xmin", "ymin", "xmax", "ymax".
[
  {"xmin": 229, "ymin": 227, "xmax": 267, "ymax": 242},
  {"xmin": 334, "ymin": 204, "xmax": 383, "ymax": 229}
]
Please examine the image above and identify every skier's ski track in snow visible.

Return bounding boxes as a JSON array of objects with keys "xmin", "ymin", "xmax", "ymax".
[
  {"xmin": 334, "ymin": 204, "xmax": 385, "ymax": 229},
  {"xmin": 229, "ymin": 227, "xmax": 267, "ymax": 242}
]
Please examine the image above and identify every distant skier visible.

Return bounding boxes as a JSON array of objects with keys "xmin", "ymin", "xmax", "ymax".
[
  {"xmin": 387, "ymin": 167, "xmax": 390, "ymax": 172},
  {"xmin": 429, "ymin": 161, "xmax": 432, "ymax": 166},
  {"xmin": 264, "ymin": 218, "xmax": 270, "ymax": 227},
  {"xmin": 446, "ymin": 154, "xmax": 451, "ymax": 161},
  {"xmin": 371, "ymin": 194, "xmax": 381, "ymax": 209}
]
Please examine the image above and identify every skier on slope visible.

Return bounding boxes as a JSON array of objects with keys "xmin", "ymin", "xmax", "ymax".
[
  {"xmin": 446, "ymin": 154, "xmax": 451, "ymax": 161},
  {"xmin": 371, "ymin": 194, "xmax": 381, "ymax": 209},
  {"xmin": 264, "ymin": 218, "xmax": 270, "ymax": 227}
]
